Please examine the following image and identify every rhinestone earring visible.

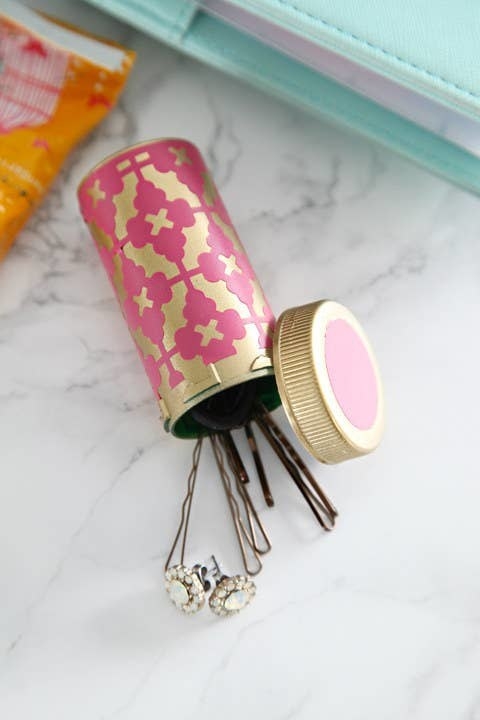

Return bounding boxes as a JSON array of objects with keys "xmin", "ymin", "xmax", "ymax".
[
  {"xmin": 205, "ymin": 556, "xmax": 256, "ymax": 618},
  {"xmin": 164, "ymin": 564, "xmax": 206, "ymax": 615}
]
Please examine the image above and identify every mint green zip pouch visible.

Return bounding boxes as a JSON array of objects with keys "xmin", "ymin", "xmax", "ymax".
[{"xmin": 84, "ymin": 0, "xmax": 480, "ymax": 194}]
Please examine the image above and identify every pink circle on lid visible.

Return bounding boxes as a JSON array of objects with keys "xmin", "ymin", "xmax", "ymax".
[{"xmin": 324, "ymin": 318, "xmax": 378, "ymax": 431}]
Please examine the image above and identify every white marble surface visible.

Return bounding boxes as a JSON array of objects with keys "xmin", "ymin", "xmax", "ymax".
[{"xmin": 2, "ymin": 2, "xmax": 480, "ymax": 719}]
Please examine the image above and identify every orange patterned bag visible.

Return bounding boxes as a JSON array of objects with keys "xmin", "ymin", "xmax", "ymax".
[{"xmin": 0, "ymin": 1, "xmax": 135, "ymax": 261}]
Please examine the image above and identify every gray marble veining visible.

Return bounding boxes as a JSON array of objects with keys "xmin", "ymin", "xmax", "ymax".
[{"xmin": 1, "ymin": 2, "xmax": 480, "ymax": 719}]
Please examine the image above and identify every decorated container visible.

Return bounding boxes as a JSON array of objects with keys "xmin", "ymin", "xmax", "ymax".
[{"xmin": 78, "ymin": 138, "xmax": 280, "ymax": 438}]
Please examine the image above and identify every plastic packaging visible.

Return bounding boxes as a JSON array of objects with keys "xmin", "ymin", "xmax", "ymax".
[{"xmin": 0, "ymin": 0, "xmax": 135, "ymax": 261}]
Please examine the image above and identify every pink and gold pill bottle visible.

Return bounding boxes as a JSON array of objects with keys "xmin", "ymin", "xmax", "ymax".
[{"xmin": 78, "ymin": 138, "xmax": 280, "ymax": 438}]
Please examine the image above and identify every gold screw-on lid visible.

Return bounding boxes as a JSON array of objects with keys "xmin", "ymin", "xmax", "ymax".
[{"xmin": 273, "ymin": 300, "xmax": 384, "ymax": 464}]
